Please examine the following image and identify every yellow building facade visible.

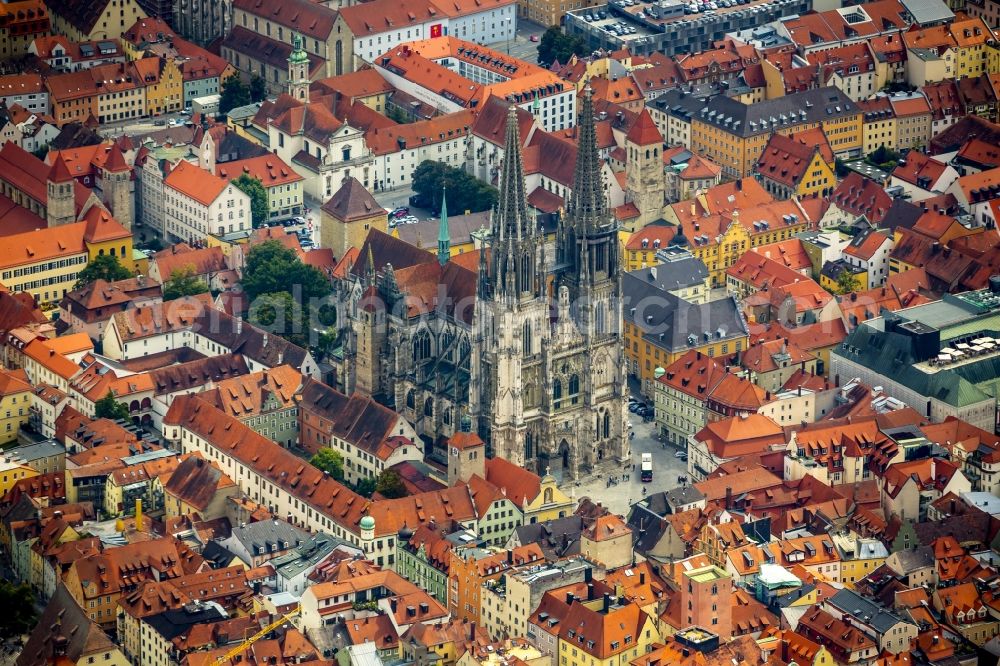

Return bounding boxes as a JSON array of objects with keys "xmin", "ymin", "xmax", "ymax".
[
  {"xmin": 624, "ymin": 319, "xmax": 749, "ymax": 390},
  {"xmin": 795, "ymin": 153, "xmax": 837, "ymax": 199},
  {"xmin": 0, "ymin": 369, "xmax": 32, "ymax": 445},
  {"xmin": 138, "ymin": 57, "xmax": 183, "ymax": 117},
  {"xmin": 691, "ymin": 114, "xmax": 862, "ymax": 179},
  {"xmin": 0, "ymin": 460, "xmax": 38, "ymax": 496},
  {"xmin": 523, "ymin": 473, "xmax": 575, "ymax": 524},
  {"xmin": 49, "ymin": 0, "xmax": 146, "ymax": 41}
]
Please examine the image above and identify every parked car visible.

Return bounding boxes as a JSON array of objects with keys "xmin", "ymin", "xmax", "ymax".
[{"xmin": 530, "ymin": 34, "xmax": 539, "ymax": 41}]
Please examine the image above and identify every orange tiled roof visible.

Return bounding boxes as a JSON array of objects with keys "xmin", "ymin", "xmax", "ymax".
[{"xmin": 165, "ymin": 160, "xmax": 234, "ymax": 207}]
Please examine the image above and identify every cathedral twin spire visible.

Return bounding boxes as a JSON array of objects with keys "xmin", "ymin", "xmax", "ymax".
[{"xmin": 481, "ymin": 91, "xmax": 613, "ymax": 300}]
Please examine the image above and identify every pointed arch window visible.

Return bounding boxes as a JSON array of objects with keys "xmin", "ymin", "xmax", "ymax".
[
  {"xmin": 522, "ymin": 320, "xmax": 532, "ymax": 356},
  {"xmin": 569, "ymin": 374, "xmax": 580, "ymax": 405},
  {"xmin": 553, "ymin": 380, "xmax": 562, "ymax": 409}
]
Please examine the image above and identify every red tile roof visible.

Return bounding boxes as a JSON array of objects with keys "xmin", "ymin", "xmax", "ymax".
[
  {"xmin": 164, "ymin": 160, "xmax": 233, "ymax": 207},
  {"xmin": 625, "ymin": 109, "xmax": 661, "ymax": 146},
  {"xmin": 216, "ymin": 155, "xmax": 303, "ymax": 188}
]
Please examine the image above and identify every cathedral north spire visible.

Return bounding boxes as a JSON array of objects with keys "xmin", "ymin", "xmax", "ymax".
[{"xmin": 567, "ymin": 86, "xmax": 608, "ymax": 233}]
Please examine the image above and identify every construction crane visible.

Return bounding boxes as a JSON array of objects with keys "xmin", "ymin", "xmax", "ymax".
[{"xmin": 214, "ymin": 608, "xmax": 301, "ymax": 665}]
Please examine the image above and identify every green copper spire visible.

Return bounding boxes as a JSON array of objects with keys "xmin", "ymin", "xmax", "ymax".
[
  {"xmin": 289, "ymin": 33, "xmax": 309, "ymax": 65},
  {"xmin": 438, "ymin": 186, "xmax": 450, "ymax": 266}
]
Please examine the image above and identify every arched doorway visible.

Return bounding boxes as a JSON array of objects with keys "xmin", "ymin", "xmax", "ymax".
[{"xmin": 558, "ymin": 440, "xmax": 570, "ymax": 470}]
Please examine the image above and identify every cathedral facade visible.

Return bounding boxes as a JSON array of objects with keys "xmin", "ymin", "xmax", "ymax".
[
  {"xmin": 341, "ymin": 89, "xmax": 628, "ymax": 478},
  {"xmin": 469, "ymin": 90, "xmax": 628, "ymax": 478}
]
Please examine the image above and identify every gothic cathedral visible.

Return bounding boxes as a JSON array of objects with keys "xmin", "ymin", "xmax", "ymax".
[{"xmin": 469, "ymin": 89, "xmax": 628, "ymax": 479}]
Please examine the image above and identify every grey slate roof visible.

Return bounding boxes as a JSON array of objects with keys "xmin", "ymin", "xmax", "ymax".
[
  {"xmin": 649, "ymin": 88, "xmax": 705, "ymax": 123},
  {"xmin": 513, "ymin": 516, "xmax": 584, "ymax": 559},
  {"xmin": 622, "ymin": 270, "xmax": 748, "ymax": 352},
  {"xmin": 666, "ymin": 486, "xmax": 706, "ymax": 509},
  {"xmin": 632, "ymin": 254, "xmax": 709, "ymax": 292},
  {"xmin": 230, "ymin": 519, "xmax": 309, "ymax": 555},
  {"xmin": 4, "ymin": 439, "xmax": 65, "ymax": 463},
  {"xmin": 827, "ymin": 589, "xmax": 911, "ymax": 633},
  {"xmin": 899, "ymin": 0, "xmax": 954, "ymax": 25},
  {"xmin": 627, "ymin": 503, "xmax": 668, "ymax": 556},
  {"xmin": 694, "ymin": 87, "xmax": 860, "ymax": 138},
  {"xmin": 270, "ymin": 532, "xmax": 347, "ymax": 580},
  {"xmin": 889, "ymin": 545, "xmax": 935, "ymax": 572},
  {"xmin": 144, "ymin": 602, "xmax": 229, "ymax": 641}
]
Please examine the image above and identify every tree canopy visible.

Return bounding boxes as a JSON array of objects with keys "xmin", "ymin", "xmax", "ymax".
[
  {"xmin": 233, "ymin": 174, "xmax": 269, "ymax": 227},
  {"xmin": 75, "ymin": 254, "xmax": 133, "ymax": 289},
  {"xmin": 0, "ymin": 582, "xmax": 36, "ymax": 639},
  {"xmin": 163, "ymin": 267, "xmax": 210, "ymax": 301},
  {"xmin": 310, "ymin": 448, "xmax": 345, "ymax": 480},
  {"xmin": 836, "ymin": 268, "xmax": 862, "ymax": 295},
  {"xmin": 537, "ymin": 26, "xmax": 590, "ymax": 67},
  {"xmin": 248, "ymin": 291, "xmax": 309, "ymax": 348},
  {"xmin": 249, "ymin": 74, "xmax": 268, "ymax": 103},
  {"xmin": 220, "ymin": 76, "xmax": 251, "ymax": 115},
  {"xmin": 375, "ymin": 469, "xmax": 407, "ymax": 499},
  {"xmin": 95, "ymin": 390, "xmax": 131, "ymax": 421},
  {"xmin": 242, "ymin": 241, "xmax": 332, "ymax": 303},
  {"xmin": 411, "ymin": 161, "xmax": 497, "ymax": 214}
]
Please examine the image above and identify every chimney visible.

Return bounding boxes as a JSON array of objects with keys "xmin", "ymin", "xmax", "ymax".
[
  {"xmin": 602, "ymin": 593, "xmax": 611, "ymax": 612},
  {"xmin": 507, "ymin": 549, "xmax": 513, "ymax": 564},
  {"xmin": 566, "ymin": 592, "xmax": 575, "ymax": 605},
  {"xmin": 391, "ymin": 598, "xmax": 398, "ymax": 612},
  {"xmin": 639, "ymin": 571, "xmax": 646, "ymax": 585},
  {"xmin": 262, "ymin": 333, "xmax": 268, "ymax": 347},
  {"xmin": 584, "ymin": 567, "xmax": 592, "ymax": 583},
  {"xmin": 470, "ymin": 622, "xmax": 477, "ymax": 641},
  {"xmin": 587, "ymin": 582, "xmax": 595, "ymax": 600},
  {"xmin": 725, "ymin": 486, "xmax": 733, "ymax": 510}
]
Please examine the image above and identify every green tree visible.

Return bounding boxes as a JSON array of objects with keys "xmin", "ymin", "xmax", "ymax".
[
  {"xmin": 317, "ymin": 303, "xmax": 338, "ymax": 327},
  {"xmin": 249, "ymin": 73, "xmax": 268, "ymax": 103},
  {"xmin": 233, "ymin": 173, "xmax": 269, "ymax": 227},
  {"xmin": 248, "ymin": 291, "xmax": 309, "ymax": 348},
  {"xmin": 163, "ymin": 267, "xmax": 210, "ymax": 301},
  {"xmin": 836, "ymin": 269, "xmax": 862, "ymax": 295},
  {"xmin": 411, "ymin": 160, "xmax": 498, "ymax": 214},
  {"xmin": 220, "ymin": 75, "xmax": 251, "ymax": 115},
  {"xmin": 354, "ymin": 477, "xmax": 377, "ymax": 497},
  {"xmin": 386, "ymin": 105, "xmax": 412, "ymax": 124},
  {"xmin": 94, "ymin": 390, "xmax": 131, "ymax": 421},
  {"xmin": 31, "ymin": 143, "xmax": 50, "ymax": 160},
  {"xmin": 310, "ymin": 448, "xmax": 345, "ymax": 480},
  {"xmin": 0, "ymin": 581, "xmax": 36, "ymax": 638},
  {"xmin": 75, "ymin": 254, "xmax": 133, "ymax": 289},
  {"xmin": 537, "ymin": 26, "xmax": 589, "ymax": 67},
  {"xmin": 242, "ymin": 241, "xmax": 332, "ymax": 303},
  {"xmin": 375, "ymin": 469, "xmax": 407, "ymax": 498}
]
